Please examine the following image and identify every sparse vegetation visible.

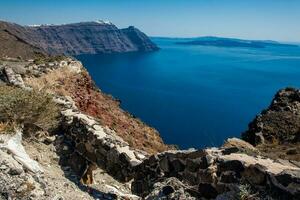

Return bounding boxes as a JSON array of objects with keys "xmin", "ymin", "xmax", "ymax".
[
  {"xmin": 33, "ymin": 55, "xmax": 67, "ymax": 65},
  {"xmin": 18, "ymin": 181, "xmax": 36, "ymax": 198},
  {"xmin": 239, "ymin": 184, "xmax": 252, "ymax": 200},
  {"xmin": 238, "ymin": 184, "xmax": 260, "ymax": 200},
  {"xmin": 25, "ymin": 66, "xmax": 75, "ymax": 96},
  {"xmin": 0, "ymin": 85, "xmax": 60, "ymax": 133},
  {"xmin": 0, "ymin": 122, "xmax": 14, "ymax": 134}
]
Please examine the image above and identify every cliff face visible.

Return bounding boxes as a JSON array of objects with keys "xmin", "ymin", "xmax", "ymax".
[
  {"xmin": 0, "ymin": 21, "xmax": 158, "ymax": 58},
  {"xmin": 121, "ymin": 26, "xmax": 159, "ymax": 52}
]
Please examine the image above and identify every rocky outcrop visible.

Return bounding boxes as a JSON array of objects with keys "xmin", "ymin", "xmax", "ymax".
[
  {"xmin": 131, "ymin": 141, "xmax": 300, "ymax": 199},
  {"xmin": 242, "ymin": 88, "xmax": 300, "ymax": 145},
  {"xmin": 0, "ymin": 20, "xmax": 158, "ymax": 57},
  {"xmin": 2, "ymin": 66, "xmax": 27, "ymax": 89},
  {"xmin": 242, "ymin": 88, "xmax": 300, "ymax": 161}
]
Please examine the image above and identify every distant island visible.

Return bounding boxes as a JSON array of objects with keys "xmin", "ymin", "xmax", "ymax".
[{"xmin": 174, "ymin": 36, "xmax": 298, "ymax": 48}]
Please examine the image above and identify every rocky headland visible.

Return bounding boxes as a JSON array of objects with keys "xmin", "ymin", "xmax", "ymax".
[{"xmin": 0, "ymin": 20, "xmax": 299, "ymax": 200}]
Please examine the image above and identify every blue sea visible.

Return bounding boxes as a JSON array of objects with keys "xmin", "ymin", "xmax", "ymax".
[{"xmin": 76, "ymin": 38, "xmax": 300, "ymax": 149}]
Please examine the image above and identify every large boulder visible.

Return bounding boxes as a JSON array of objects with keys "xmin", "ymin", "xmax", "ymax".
[{"xmin": 222, "ymin": 137, "xmax": 259, "ymax": 156}]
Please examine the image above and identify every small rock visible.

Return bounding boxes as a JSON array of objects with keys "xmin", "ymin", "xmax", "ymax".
[
  {"xmin": 43, "ymin": 136, "xmax": 56, "ymax": 145},
  {"xmin": 0, "ymin": 165, "xmax": 8, "ymax": 170},
  {"xmin": 63, "ymin": 146, "xmax": 69, "ymax": 151},
  {"xmin": 286, "ymin": 148, "xmax": 297, "ymax": 155},
  {"xmin": 9, "ymin": 167, "xmax": 23, "ymax": 175}
]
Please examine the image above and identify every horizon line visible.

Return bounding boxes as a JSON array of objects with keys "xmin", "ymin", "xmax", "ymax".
[
  {"xmin": 1, "ymin": 19, "xmax": 299, "ymax": 44},
  {"xmin": 149, "ymin": 35, "xmax": 300, "ymax": 44}
]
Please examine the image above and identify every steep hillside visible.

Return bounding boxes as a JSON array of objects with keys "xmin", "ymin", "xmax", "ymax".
[
  {"xmin": 0, "ymin": 20, "xmax": 158, "ymax": 57},
  {"xmin": 0, "ymin": 22, "xmax": 45, "ymax": 59}
]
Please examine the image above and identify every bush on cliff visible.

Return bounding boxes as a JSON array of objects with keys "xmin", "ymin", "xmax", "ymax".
[
  {"xmin": 0, "ymin": 86, "xmax": 60, "ymax": 132},
  {"xmin": 34, "ymin": 55, "xmax": 67, "ymax": 65}
]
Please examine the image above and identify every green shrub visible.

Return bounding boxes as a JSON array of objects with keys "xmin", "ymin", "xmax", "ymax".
[
  {"xmin": 33, "ymin": 55, "xmax": 67, "ymax": 65},
  {"xmin": 238, "ymin": 184, "xmax": 255, "ymax": 200},
  {"xmin": 0, "ymin": 86, "xmax": 60, "ymax": 132}
]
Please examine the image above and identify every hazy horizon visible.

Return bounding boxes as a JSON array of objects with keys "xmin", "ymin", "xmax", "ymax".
[{"xmin": 1, "ymin": 0, "xmax": 300, "ymax": 42}]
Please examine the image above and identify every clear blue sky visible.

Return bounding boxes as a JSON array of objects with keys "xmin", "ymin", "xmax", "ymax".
[{"xmin": 1, "ymin": 0, "xmax": 300, "ymax": 42}]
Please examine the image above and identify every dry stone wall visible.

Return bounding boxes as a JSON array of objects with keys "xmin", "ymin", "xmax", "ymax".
[
  {"xmin": 56, "ymin": 96, "xmax": 147, "ymax": 182},
  {"xmin": 131, "ymin": 143, "xmax": 300, "ymax": 199}
]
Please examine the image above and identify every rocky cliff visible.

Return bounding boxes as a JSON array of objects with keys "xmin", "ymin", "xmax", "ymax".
[
  {"xmin": 0, "ymin": 20, "xmax": 158, "ymax": 58},
  {"xmin": 242, "ymin": 88, "xmax": 300, "ymax": 161}
]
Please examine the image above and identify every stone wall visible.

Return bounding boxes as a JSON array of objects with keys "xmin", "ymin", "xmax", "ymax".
[
  {"xmin": 55, "ymin": 96, "xmax": 147, "ymax": 182},
  {"xmin": 131, "ymin": 141, "xmax": 300, "ymax": 199}
]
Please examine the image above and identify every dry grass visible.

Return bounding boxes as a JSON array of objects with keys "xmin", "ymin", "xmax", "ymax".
[
  {"xmin": 25, "ymin": 66, "xmax": 75, "ymax": 96},
  {"xmin": 0, "ymin": 122, "xmax": 8, "ymax": 132},
  {"xmin": 0, "ymin": 122, "xmax": 14, "ymax": 134}
]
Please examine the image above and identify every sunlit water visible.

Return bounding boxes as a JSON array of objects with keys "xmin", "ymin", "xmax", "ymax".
[{"xmin": 77, "ymin": 38, "xmax": 300, "ymax": 149}]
